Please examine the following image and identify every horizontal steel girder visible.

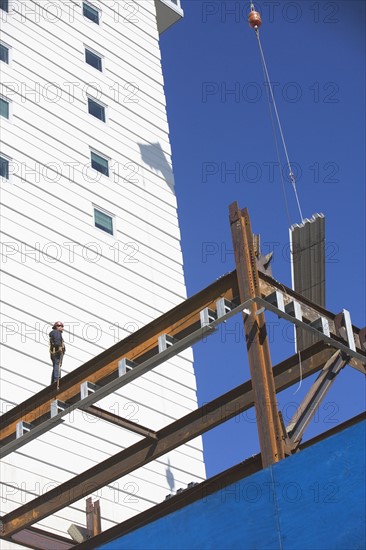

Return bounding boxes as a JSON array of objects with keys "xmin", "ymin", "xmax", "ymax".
[
  {"xmin": 8, "ymin": 526, "xmax": 75, "ymax": 550},
  {"xmin": 73, "ymin": 413, "xmax": 366, "ymax": 550},
  {"xmin": 0, "ymin": 343, "xmax": 334, "ymax": 538},
  {"xmin": 1, "ymin": 271, "xmax": 364, "ymax": 450},
  {"xmin": 0, "ymin": 296, "xmax": 256, "ymax": 457}
]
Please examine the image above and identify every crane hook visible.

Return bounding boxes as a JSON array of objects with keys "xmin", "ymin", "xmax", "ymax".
[{"xmin": 248, "ymin": 3, "xmax": 262, "ymax": 30}]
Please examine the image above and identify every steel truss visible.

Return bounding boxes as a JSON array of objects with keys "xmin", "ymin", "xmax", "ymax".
[{"xmin": 0, "ymin": 203, "xmax": 364, "ymax": 547}]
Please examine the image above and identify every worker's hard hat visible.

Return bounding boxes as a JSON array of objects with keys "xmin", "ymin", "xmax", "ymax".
[{"xmin": 52, "ymin": 321, "xmax": 64, "ymax": 329}]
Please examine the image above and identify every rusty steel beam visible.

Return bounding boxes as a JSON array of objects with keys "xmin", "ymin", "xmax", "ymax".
[
  {"xmin": 0, "ymin": 272, "xmax": 239, "ymax": 443},
  {"xmin": 229, "ymin": 203, "xmax": 285, "ymax": 467},
  {"xmin": 74, "ymin": 412, "xmax": 366, "ymax": 550},
  {"xmin": 286, "ymin": 350, "xmax": 347, "ymax": 449},
  {"xmin": 75, "ymin": 455, "xmax": 264, "ymax": 550},
  {"xmin": 0, "ymin": 342, "xmax": 333, "ymax": 538},
  {"xmin": 85, "ymin": 497, "xmax": 94, "ymax": 540},
  {"xmin": 7, "ymin": 526, "xmax": 75, "ymax": 549},
  {"xmin": 5, "ymin": 410, "xmax": 364, "ymax": 550},
  {"xmin": 0, "ymin": 271, "xmax": 366, "ymax": 445},
  {"xmin": 93, "ymin": 500, "xmax": 101, "ymax": 536},
  {"xmin": 1, "ymin": 264, "xmax": 364, "ymax": 446},
  {"xmin": 0, "ymin": 405, "xmax": 158, "ymax": 458},
  {"xmin": 82, "ymin": 406, "xmax": 158, "ymax": 440},
  {"xmin": 258, "ymin": 271, "xmax": 365, "ymax": 366}
]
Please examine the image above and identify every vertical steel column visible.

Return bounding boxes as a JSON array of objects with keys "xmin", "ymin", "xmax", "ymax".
[
  {"xmin": 229, "ymin": 203, "xmax": 285, "ymax": 467},
  {"xmin": 85, "ymin": 498, "xmax": 93, "ymax": 539},
  {"xmin": 86, "ymin": 498, "xmax": 101, "ymax": 538},
  {"xmin": 93, "ymin": 501, "xmax": 101, "ymax": 536}
]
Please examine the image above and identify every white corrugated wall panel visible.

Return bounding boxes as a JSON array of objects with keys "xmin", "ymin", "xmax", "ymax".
[{"xmin": 0, "ymin": 0, "xmax": 205, "ymax": 546}]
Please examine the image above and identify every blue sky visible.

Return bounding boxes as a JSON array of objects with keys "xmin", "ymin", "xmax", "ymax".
[{"xmin": 160, "ymin": 1, "xmax": 365, "ymax": 477}]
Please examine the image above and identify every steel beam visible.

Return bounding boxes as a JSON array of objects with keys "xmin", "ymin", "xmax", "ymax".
[
  {"xmin": 286, "ymin": 350, "xmax": 347, "ymax": 448},
  {"xmin": 0, "ymin": 343, "xmax": 333, "ymax": 538},
  {"xmin": 259, "ymin": 272, "xmax": 365, "ymax": 364},
  {"xmin": 1, "ymin": 292, "xmax": 364, "ymax": 458},
  {"xmin": 7, "ymin": 526, "xmax": 75, "ymax": 549},
  {"xmin": 93, "ymin": 500, "xmax": 101, "ymax": 536},
  {"xmin": 85, "ymin": 497, "xmax": 101, "ymax": 538},
  {"xmin": 0, "ymin": 272, "xmax": 239, "ymax": 444},
  {"xmin": 229, "ymin": 203, "xmax": 285, "ymax": 467},
  {"xmin": 255, "ymin": 297, "xmax": 365, "ymax": 364},
  {"xmin": 86, "ymin": 497, "xmax": 94, "ymax": 539},
  {"xmin": 1, "ymin": 268, "xmax": 363, "ymax": 446},
  {"xmin": 1, "ymin": 297, "xmax": 255, "ymax": 458},
  {"xmin": 74, "ymin": 413, "xmax": 365, "ymax": 550},
  {"xmin": 82, "ymin": 406, "xmax": 158, "ymax": 440}
]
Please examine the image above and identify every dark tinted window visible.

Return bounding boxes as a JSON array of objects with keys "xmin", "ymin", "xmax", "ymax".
[
  {"xmin": 83, "ymin": 2, "xmax": 99, "ymax": 24},
  {"xmin": 0, "ymin": 98, "xmax": 9, "ymax": 119},
  {"xmin": 85, "ymin": 48, "xmax": 102, "ymax": 71},
  {"xmin": 0, "ymin": 156, "xmax": 9, "ymax": 179},
  {"xmin": 0, "ymin": 0, "xmax": 9, "ymax": 13},
  {"xmin": 94, "ymin": 209, "xmax": 113, "ymax": 235},
  {"xmin": 88, "ymin": 98, "xmax": 105, "ymax": 122},
  {"xmin": 91, "ymin": 152, "xmax": 109, "ymax": 176},
  {"xmin": 0, "ymin": 44, "xmax": 9, "ymax": 63}
]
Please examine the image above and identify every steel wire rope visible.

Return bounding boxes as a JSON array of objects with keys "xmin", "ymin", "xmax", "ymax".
[
  {"xmin": 254, "ymin": 27, "xmax": 304, "ymax": 223},
  {"xmin": 256, "ymin": 39, "xmax": 292, "ymax": 227}
]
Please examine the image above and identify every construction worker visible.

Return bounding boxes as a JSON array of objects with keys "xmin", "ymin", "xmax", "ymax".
[{"xmin": 49, "ymin": 321, "xmax": 66, "ymax": 385}]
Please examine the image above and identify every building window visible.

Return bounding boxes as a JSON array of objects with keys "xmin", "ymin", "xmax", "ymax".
[
  {"xmin": 0, "ymin": 43, "xmax": 9, "ymax": 63},
  {"xmin": 85, "ymin": 48, "xmax": 102, "ymax": 71},
  {"xmin": 0, "ymin": 97, "xmax": 9, "ymax": 119},
  {"xmin": 91, "ymin": 151, "xmax": 109, "ymax": 176},
  {"xmin": 0, "ymin": 0, "xmax": 9, "ymax": 13},
  {"xmin": 0, "ymin": 156, "xmax": 9, "ymax": 180},
  {"xmin": 88, "ymin": 98, "xmax": 106, "ymax": 122},
  {"xmin": 83, "ymin": 2, "xmax": 99, "ymax": 24},
  {"xmin": 94, "ymin": 208, "xmax": 114, "ymax": 235}
]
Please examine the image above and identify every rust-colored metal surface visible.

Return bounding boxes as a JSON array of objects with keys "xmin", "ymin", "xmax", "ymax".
[
  {"xmin": 1, "ymin": 268, "xmax": 364, "ymax": 446},
  {"xmin": 74, "ymin": 412, "xmax": 366, "ymax": 550},
  {"xmin": 0, "ymin": 343, "xmax": 332, "ymax": 538},
  {"xmin": 7, "ymin": 526, "xmax": 75, "ymax": 549},
  {"xmin": 0, "ymin": 272, "xmax": 239, "ymax": 443},
  {"xmin": 85, "ymin": 498, "xmax": 101, "ymax": 538},
  {"xmin": 93, "ymin": 500, "xmax": 101, "ymax": 536},
  {"xmin": 83, "ymin": 406, "xmax": 158, "ymax": 440},
  {"xmin": 3, "ymin": 410, "xmax": 364, "ymax": 550},
  {"xmin": 286, "ymin": 350, "xmax": 347, "ymax": 450},
  {"xmin": 229, "ymin": 203, "xmax": 285, "ymax": 467}
]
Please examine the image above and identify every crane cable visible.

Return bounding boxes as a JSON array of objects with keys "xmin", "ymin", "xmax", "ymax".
[
  {"xmin": 249, "ymin": 3, "xmax": 304, "ymax": 223},
  {"xmin": 258, "ymin": 39, "xmax": 292, "ymax": 227}
]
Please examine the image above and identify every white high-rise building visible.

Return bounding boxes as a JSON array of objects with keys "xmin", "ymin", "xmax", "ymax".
[{"xmin": 0, "ymin": 0, "xmax": 205, "ymax": 546}]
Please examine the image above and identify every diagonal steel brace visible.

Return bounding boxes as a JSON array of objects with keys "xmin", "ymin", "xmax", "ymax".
[{"xmin": 286, "ymin": 350, "xmax": 347, "ymax": 450}]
